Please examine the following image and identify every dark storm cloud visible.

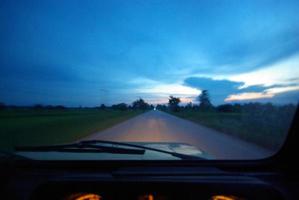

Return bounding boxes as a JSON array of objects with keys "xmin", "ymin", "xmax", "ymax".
[
  {"xmin": 183, "ymin": 77, "xmax": 242, "ymax": 104},
  {"xmin": 0, "ymin": 63, "xmax": 80, "ymax": 82}
]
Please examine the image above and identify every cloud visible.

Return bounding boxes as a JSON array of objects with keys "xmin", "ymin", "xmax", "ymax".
[
  {"xmin": 213, "ymin": 28, "xmax": 299, "ymax": 73},
  {"xmin": 1, "ymin": 0, "xmax": 299, "ymax": 106},
  {"xmin": 132, "ymin": 78, "xmax": 201, "ymax": 104},
  {"xmin": 184, "ymin": 76, "xmax": 299, "ymax": 104},
  {"xmin": 184, "ymin": 77, "xmax": 245, "ymax": 104},
  {"xmin": 225, "ymin": 90, "xmax": 299, "ymax": 104},
  {"xmin": 225, "ymin": 85, "xmax": 299, "ymax": 102},
  {"xmin": 225, "ymin": 92, "xmax": 274, "ymax": 102},
  {"xmin": 266, "ymin": 85, "xmax": 299, "ymax": 94},
  {"xmin": 0, "ymin": 62, "xmax": 81, "ymax": 83},
  {"xmin": 227, "ymin": 53, "xmax": 299, "ymax": 88},
  {"xmin": 139, "ymin": 84, "xmax": 200, "ymax": 96}
]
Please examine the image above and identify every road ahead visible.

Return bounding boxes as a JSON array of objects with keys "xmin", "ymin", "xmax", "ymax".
[{"xmin": 81, "ymin": 110, "xmax": 272, "ymax": 159}]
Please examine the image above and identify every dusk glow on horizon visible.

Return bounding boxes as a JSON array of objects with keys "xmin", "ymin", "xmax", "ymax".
[{"xmin": 1, "ymin": 0, "xmax": 299, "ymax": 106}]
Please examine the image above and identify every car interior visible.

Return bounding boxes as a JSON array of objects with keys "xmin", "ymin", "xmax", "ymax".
[
  {"xmin": 0, "ymin": 107, "xmax": 298, "ymax": 200},
  {"xmin": 1, "ymin": 1, "xmax": 299, "ymax": 199}
]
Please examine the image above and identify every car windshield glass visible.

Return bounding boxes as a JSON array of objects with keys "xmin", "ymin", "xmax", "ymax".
[{"xmin": 0, "ymin": 0, "xmax": 298, "ymax": 160}]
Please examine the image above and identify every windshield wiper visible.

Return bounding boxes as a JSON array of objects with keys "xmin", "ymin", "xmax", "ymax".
[
  {"xmin": 15, "ymin": 140, "xmax": 204, "ymax": 160},
  {"xmin": 15, "ymin": 142, "xmax": 145, "ymax": 155},
  {"xmin": 79, "ymin": 140, "xmax": 204, "ymax": 160}
]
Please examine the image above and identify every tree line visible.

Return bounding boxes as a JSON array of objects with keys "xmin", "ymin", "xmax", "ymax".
[
  {"xmin": 0, "ymin": 89, "xmax": 297, "ymax": 113},
  {"xmin": 0, "ymin": 98, "xmax": 154, "ymax": 111},
  {"xmin": 158, "ymin": 90, "xmax": 297, "ymax": 114},
  {"xmin": 159, "ymin": 90, "xmax": 215, "ymax": 112},
  {"xmin": 109, "ymin": 98, "xmax": 154, "ymax": 111}
]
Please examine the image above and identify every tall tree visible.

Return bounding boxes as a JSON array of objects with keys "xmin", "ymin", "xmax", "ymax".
[
  {"xmin": 168, "ymin": 96, "xmax": 181, "ymax": 112},
  {"xmin": 132, "ymin": 98, "xmax": 149, "ymax": 110},
  {"xmin": 100, "ymin": 104, "xmax": 106, "ymax": 110},
  {"xmin": 198, "ymin": 90, "xmax": 213, "ymax": 111}
]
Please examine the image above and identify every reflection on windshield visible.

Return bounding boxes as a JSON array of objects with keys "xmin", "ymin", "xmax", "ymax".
[{"xmin": 0, "ymin": 0, "xmax": 298, "ymax": 160}]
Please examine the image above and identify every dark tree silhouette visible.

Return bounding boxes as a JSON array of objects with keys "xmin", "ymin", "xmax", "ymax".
[
  {"xmin": 0, "ymin": 102, "xmax": 6, "ymax": 110},
  {"xmin": 150, "ymin": 104, "xmax": 155, "ymax": 110},
  {"xmin": 33, "ymin": 104, "xmax": 44, "ymax": 110},
  {"xmin": 185, "ymin": 102, "xmax": 193, "ymax": 110},
  {"xmin": 168, "ymin": 96, "xmax": 181, "ymax": 112},
  {"xmin": 217, "ymin": 103, "xmax": 242, "ymax": 113},
  {"xmin": 112, "ymin": 103, "xmax": 128, "ymax": 111},
  {"xmin": 198, "ymin": 90, "xmax": 213, "ymax": 111},
  {"xmin": 100, "ymin": 104, "xmax": 106, "ymax": 110},
  {"xmin": 217, "ymin": 104, "xmax": 234, "ymax": 112},
  {"xmin": 156, "ymin": 104, "xmax": 167, "ymax": 111},
  {"xmin": 132, "ymin": 98, "xmax": 150, "ymax": 110}
]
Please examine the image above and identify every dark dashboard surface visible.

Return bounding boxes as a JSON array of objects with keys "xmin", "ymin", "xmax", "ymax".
[{"xmin": 1, "ymin": 163, "xmax": 298, "ymax": 200}]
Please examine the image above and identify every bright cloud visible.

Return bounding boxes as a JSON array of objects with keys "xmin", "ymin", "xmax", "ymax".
[
  {"xmin": 265, "ymin": 85, "xmax": 299, "ymax": 94},
  {"xmin": 223, "ymin": 54, "xmax": 299, "ymax": 102},
  {"xmin": 225, "ymin": 85, "xmax": 299, "ymax": 102},
  {"xmin": 228, "ymin": 53, "xmax": 299, "ymax": 88},
  {"xmin": 132, "ymin": 78, "xmax": 201, "ymax": 104},
  {"xmin": 132, "ymin": 77, "xmax": 201, "ymax": 96},
  {"xmin": 225, "ymin": 92, "xmax": 274, "ymax": 101},
  {"xmin": 140, "ymin": 84, "xmax": 200, "ymax": 96}
]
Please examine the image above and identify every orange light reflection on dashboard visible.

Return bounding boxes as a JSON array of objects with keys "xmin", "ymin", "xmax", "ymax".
[
  {"xmin": 211, "ymin": 195, "xmax": 243, "ymax": 200},
  {"xmin": 138, "ymin": 193, "xmax": 154, "ymax": 200},
  {"xmin": 66, "ymin": 193, "xmax": 102, "ymax": 200}
]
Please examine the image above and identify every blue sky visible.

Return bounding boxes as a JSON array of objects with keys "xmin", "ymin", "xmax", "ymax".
[{"xmin": 0, "ymin": 0, "xmax": 299, "ymax": 106}]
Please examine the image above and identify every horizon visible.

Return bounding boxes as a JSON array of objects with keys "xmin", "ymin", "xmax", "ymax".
[
  {"xmin": 1, "ymin": 97, "xmax": 297, "ymax": 108},
  {"xmin": 1, "ymin": 0, "xmax": 299, "ymax": 106}
]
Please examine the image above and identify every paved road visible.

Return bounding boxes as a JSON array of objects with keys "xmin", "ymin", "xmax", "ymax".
[{"xmin": 81, "ymin": 110, "xmax": 272, "ymax": 159}]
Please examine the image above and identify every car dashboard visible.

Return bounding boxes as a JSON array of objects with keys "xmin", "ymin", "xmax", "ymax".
[{"xmin": 2, "ymin": 162, "xmax": 294, "ymax": 200}]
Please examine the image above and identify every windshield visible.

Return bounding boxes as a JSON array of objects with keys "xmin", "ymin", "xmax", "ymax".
[{"xmin": 0, "ymin": 0, "xmax": 298, "ymax": 160}]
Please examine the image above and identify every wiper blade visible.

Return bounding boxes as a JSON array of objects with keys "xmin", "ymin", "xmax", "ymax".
[
  {"xmin": 80, "ymin": 140, "xmax": 204, "ymax": 160},
  {"xmin": 15, "ymin": 142, "xmax": 145, "ymax": 155}
]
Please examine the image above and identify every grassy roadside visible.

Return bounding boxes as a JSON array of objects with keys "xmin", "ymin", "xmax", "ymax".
[
  {"xmin": 0, "ymin": 109, "xmax": 143, "ymax": 151},
  {"xmin": 166, "ymin": 110, "xmax": 294, "ymax": 151}
]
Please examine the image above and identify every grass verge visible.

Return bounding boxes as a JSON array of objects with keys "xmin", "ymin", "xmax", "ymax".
[
  {"xmin": 0, "ymin": 109, "xmax": 143, "ymax": 151},
  {"xmin": 167, "ymin": 110, "xmax": 294, "ymax": 151}
]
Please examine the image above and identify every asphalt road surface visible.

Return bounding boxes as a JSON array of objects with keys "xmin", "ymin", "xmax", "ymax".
[{"xmin": 81, "ymin": 110, "xmax": 273, "ymax": 159}]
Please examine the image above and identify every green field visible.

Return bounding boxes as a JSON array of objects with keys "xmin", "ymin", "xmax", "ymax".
[
  {"xmin": 167, "ymin": 109, "xmax": 295, "ymax": 150},
  {"xmin": 0, "ymin": 109, "xmax": 143, "ymax": 151}
]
